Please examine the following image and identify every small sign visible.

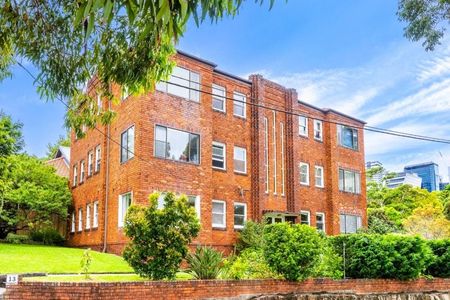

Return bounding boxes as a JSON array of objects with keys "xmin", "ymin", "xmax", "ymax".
[{"xmin": 6, "ymin": 274, "xmax": 19, "ymax": 285}]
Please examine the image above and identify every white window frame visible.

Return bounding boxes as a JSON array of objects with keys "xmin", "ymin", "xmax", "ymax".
[
  {"xmin": 73, "ymin": 165, "xmax": 78, "ymax": 187},
  {"xmin": 313, "ymin": 119, "xmax": 323, "ymax": 141},
  {"xmin": 212, "ymin": 84, "xmax": 226, "ymax": 112},
  {"xmin": 212, "ymin": 200, "xmax": 226, "ymax": 229},
  {"xmin": 97, "ymin": 93, "xmax": 102, "ymax": 112},
  {"xmin": 272, "ymin": 111, "xmax": 277, "ymax": 195},
  {"xmin": 280, "ymin": 122, "xmax": 285, "ymax": 196},
  {"xmin": 300, "ymin": 210, "xmax": 311, "ymax": 225},
  {"xmin": 86, "ymin": 203, "xmax": 91, "ymax": 229},
  {"xmin": 212, "ymin": 142, "xmax": 226, "ymax": 170},
  {"xmin": 315, "ymin": 165, "xmax": 324, "ymax": 188},
  {"xmin": 78, "ymin": 208, "xmax": 83, "ymax": 232},
  {"xmin": 80, "ymin": 161, "xmax": 85, "ymax": 183},
  {"xmin": 337, "ymin": 124, "xmax": 359, "ymax": 150},
  {"xmin": 233, "ymin": 92, "xmax": 246, "ymax": 118},
  {"xmin": 88, "ymin": 151, "xmax": 94, "ymax": 176},
  {"xmin": 121, "ymin": 86, "xmax": 130, "ymax": 101},
  {"xmin": 340, "ymin": 214, "xmax": 362, "ymax": 234},
  {"xmin": 95, "ymin": 145, "xmax": 101, "ymax": 172},
  {"xmin": 93, "ymin": 201, "xmax": 99, "ymax": 228},
  {"xmin": 233, "ymin": 202, "xmax": 247, "ymax": 229},
  {"xmin": 71, "ymin": 212, "xmax": 75, "ymax": 233},
  {"xmin": 156, "ymin": 66, "xmax": 200, "ymax": 102},
  {"xmin": 120, "ymin": 125, "xmax": 135, "ymax": 163},
  {"xmin": 118, "ymin": 192, "xmax": 132, "ymax": 228},
  {"xmin": 233, "ymin": 146, "xmax": 247, "ymax": 174},
  {"xmin": 264, "ymin": 117, "xmax": 269, "ymax": 193},
  {"xmin": 299, "ymin": 162, "xmax": 310, "ymax": 186},
  {"xmin": 316, "ymin": 212, "xmax": 325, "ymax": 232},
  {"xmin": 299, "ymin": 116, "xmax": 308, "ymax": 137}
]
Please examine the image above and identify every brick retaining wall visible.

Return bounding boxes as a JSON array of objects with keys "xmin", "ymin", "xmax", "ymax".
[{"xmin": 4, "ymin": 278, "xmax": 450, "ymax": 300}]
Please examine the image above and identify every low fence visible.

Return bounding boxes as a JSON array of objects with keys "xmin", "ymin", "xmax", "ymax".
[{"xmin": 4, "ymin": 278, "xmax": 450, "ymax": 300}]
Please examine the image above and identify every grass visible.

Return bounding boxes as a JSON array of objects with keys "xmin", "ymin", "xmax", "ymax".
[
  {"xmin": 0, "ymin": 243, "xmax": 133, "ymax": 274},
  {"xmin": 23, "ymin": 272, "xmax": 193, "ymax": 282}
]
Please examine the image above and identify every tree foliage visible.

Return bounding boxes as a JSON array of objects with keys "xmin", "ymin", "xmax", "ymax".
[
  {"xmin": 403, "ymin": 204, "xmax": 450, "ymax": 239},
  {"xmin": 398, "ymin": 0, "xmax": 450, "ymax": 51},
  {"xmin": 425, "ymin": 238, "xmax": 450, "ymax": 278},
  {"xmin": 0, "ymin": 112, "xmax": 23, "ymax": 157},
  {"xmin": 0, "ymin": 0, "xmax": 275, "ymax": 136},
  {"xmin": 122, "ymin": 192, "xmax": 200, "ymax": 280}
]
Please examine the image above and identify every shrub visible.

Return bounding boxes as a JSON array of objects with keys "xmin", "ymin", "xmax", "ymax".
[
  {"xmin": 330, "ymin": 234, "xmax": 434, "ymax": 280},
  {"xmin": 5, "ymin": 233, "xmax": 29, "ymax": 244},
  {"xmin": 123, "ymin": 192, "xmax": 200, "ymax": 280},
  {"xmin": 313, "ymin": 235, "xmax": 343, "ymax": 279},
  {"xmin": 235, "ymin": 221, "xmax": 265, "ymax": 252},
  {"xmin": 263, "ymin": 223, "xmax": 323, "ymax": 281},
  {"xmin": 223, "ymin": 248, "xmax": 280, "ymax": 279},
  {"xmin": 425, "ymin": 239, "xmax": 450, "ymax": 278},
  {"xmin": 186, "ymin": 246, "xmax": 223, "ymax": 279},
  {"xmin": 30, "ymin": 228, "xmax": 65, "ymax": 245},
  {"xmin": 80, "ymin": 248, "xmax": 92, "ymax": 280}
]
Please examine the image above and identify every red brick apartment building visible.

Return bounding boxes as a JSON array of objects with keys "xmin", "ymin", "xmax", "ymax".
[{"xmin": 67, "ymin": 51, "xmax": 367, "ymax": 254}]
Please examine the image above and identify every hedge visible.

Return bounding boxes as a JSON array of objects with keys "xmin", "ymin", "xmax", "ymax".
[{"xmin": 425, "ymin": 239, "xmax": 450, "ymax": 278}]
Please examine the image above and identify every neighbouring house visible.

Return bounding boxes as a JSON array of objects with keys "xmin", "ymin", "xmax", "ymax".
[
  {"xmin": 67, "ymin": 51, "xmax": 367, "ymax": 254},
  {"xmin": 385, "ymin": 172, "xmax": 422, "ymax": 189}
]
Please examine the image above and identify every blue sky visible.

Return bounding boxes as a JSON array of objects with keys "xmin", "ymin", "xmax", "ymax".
[{"xmin": 1, "ymin": 0, "xmax": 449, "ymax": 180}]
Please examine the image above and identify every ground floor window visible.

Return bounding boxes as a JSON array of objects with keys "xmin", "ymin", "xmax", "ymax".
[
  {"xmin": 340, "ymin": 214, "xmax": 362, "ymax": 233},
  {"xmin": 300, "ymin": 211, "xmax": 310, "ymax": 225},
  {"xmin": 316, "ymin": 212, "xmax": 325, "ymax": 232},
  {"xmin": 118, "ymin": 192, "xmax": 132, "ymax": 228},
  {"xmin": 212, "ymin": 200, "xmax": 226, "ymax": 228},
  {"xmin": 234, "ymin": 202, "xmax": 247, "ymax": 229}
]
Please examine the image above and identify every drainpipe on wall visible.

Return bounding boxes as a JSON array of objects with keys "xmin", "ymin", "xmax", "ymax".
[{"xmin": 102, "ymin": 97, "xmax": 112, "ymax": 253}]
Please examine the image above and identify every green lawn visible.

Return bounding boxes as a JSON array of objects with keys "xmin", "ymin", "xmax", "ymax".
[
  {"xmin": 23, "ymin": 272, "xmax": 193, "ymax": 282},
  {"xmin": 0, "ymin": 243, "xmax": 133, "ymax": 274}
]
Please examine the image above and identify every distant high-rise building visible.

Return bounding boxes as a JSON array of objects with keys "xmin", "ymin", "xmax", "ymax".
[
  {"xmin": 386, "ymin": 172, "xmax": 422, "ymax": 189},
  {"xmin": 404, "ymin": 162, "xmax": 440, "ymax": 192},
  {"xmin": 366, "ymin": 161, "xmax": 384, "ymax": 184}
]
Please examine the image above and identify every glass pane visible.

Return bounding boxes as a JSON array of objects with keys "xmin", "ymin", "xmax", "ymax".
[
  {"xmin": 187, "ymin": 196, "xmax": 196, "ymax": 207},
  {"xmin": 121, "ymin": 131, "xmax": 127, "ymax": 162},
  {"xmin": 340, "ymin": 215, "xmax": 346, "ymax": 233},
  {"xmin": 345, "ymin": 171, "xmax": 355, "ymax": 192},
  {"xmin": 212, "ymin": 202, "xmax": 224, "ymax": 214},
  {"xmin": 234, "ymin": 204, "xmax": 245, "ymax": 215},
  {"xmin": 346, "ymin": 215, "xmax": 357, "ymax": 233},
  {"xmin": 339, "ymin": 169, "xmax": 344, "ymax": 190},
  {"xmin": 343, "ymin": 127, "xmax": 353, "ymax": 148},
  {"xmin": 212, "ymin": 145, "xmax": 224, "ymax": 157},
  {"xmin": 166, "ymin": 128, "xmax": 190, "ymax": 162},
  {"xmin": 212, "ymin": 213, "xmax": 224, "ymax": 225},
  {"xmin": 234, "ymin": 147, "xmax": 245, "ymax": 160},
  {"xmin": 189, "ymin": 134, "xmax": 199, "ymax": 163},
  {"xmin": 189, "ymin": 72, "xmax": 200, "ymax": 101},
  {"xmin": 234, "ymin": 159, "xmax": 245, "ymax": 172},
  {"xmin": 155, "ymin": 126, "xmax": 166, "ymax": 141},
  {"xmin": 234, "ymin": 103, "xmax": 244, "ymax": 116},
  {"xmin": 212, "ymin": 159, "xmax": 224, "ymax": 169},
  {"xmin": 155, "ymin": 81, "xmax": 166, "ymax": 92},
  {"xmin": 128, "ymin": 127, "xmax": 135, "ymax": 159},
  {"xmin": 355, "ymin": 173, "xmax": 361, "ymax": 194},
  {"xmin": 155, "ymin": 141, "xmax": 167, "ymax": 158},
  {"xmin": 316, "ymin": 214, "xmax": 323, "ymax": 222},
  {"xmin": 234, "ymin": 215, "xmax": 245, "ymax": 226},
  {"xmin": 168, "ymin": 67, "xmax": 190, "ymax": 99}
]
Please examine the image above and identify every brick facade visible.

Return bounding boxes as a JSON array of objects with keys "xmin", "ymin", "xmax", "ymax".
[
  {"xmin": 67, "ymin": 51, "xmax": 367, "ymax": 254},
  {"xmin": 5, "ymin": 278, "xmax": 450, "ymax": 300}
]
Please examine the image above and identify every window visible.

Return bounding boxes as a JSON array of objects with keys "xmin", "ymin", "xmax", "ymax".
[
  {"xmin": 264, "ymin": 117, "xmax": 269, "ymax": 193},
  {"xmin": 233, "ymin": 146, "xmax": 247, "ymax": 174},
  {"xmin": 300, "ymin": 211, "xmax": 310, "ymax": 225},
  {"xmin": 120, "ymin": 126, "xmax": 135, "ymax": 163},
  {"xmin": 272, "ymin": 111, "xmax": 277, "ymax": 194},
  {"xmin": 212, "ymin": 84, "xmax": 226, "ymax": 112},
  {"xmin": 233, "ymin": 92, "xmax": 246, "ymax": 118},
  {"xmin": 315, "ymin": 166, "xmax": 324, "ymax": 188},
  {"xmin": 86, "ymin": 204, "xmax": 91, "ymax": 229},
  {"xmin": 280, "ymin": 122, "xmax": 285, "ymax": 196},
  {"xmin": 339, "ymin": 168, "xmax": 361, "ymax": 194},
  {"xmin": 316, "ymin": 212, "xmax": 325, "ymax": 232},
  {"xmin": 212, "ymin": 200, "xmax": 226, "ymax": 228},
  {"xmin": 73, "ymin": 165, "xmax": 78, "ymax": 187},
  {"xmin": 154, "ymin": 125, "xmax": 200, "ymax": 164},
  {"xmin": 299, "ymin": 162, "xmax": 309, "ymax": 185},
  {"xmin": 80, "ymin": 161, "xmax": 85, "ymax": 183},
  {"xmin": 88, "ymin": 151, "xmax": 94, "ymax": 176},
  {"xmin": 95, "ymin": 145, "xmax": 101, "ymax": 172},
  {"xmin": 121, "ymin": 86, "xmax": 130, "ymax": 101},
  {"xmin": 234, "ymin": 203, "xmax": 247, "ymax": 229},
  {"xmin": 299, "ymin": 116, "xmax": 308, "ymax": 137},
  {"xmin": 93, "ymin": 201, "xmax": 99, "ymax": 228},
  {"xmin": 313, "ymin": 119, "xmax": 323, "ymax": 141},
  {"xmin": 97, "ymin": 93, "xmax": 102, "ymax": 111},
  {"xmin": 340, "ymin": 214, "xmax": 362, "ymax": 234},
  {"xmin": 71, "ymin": 212, "xmax": 75, "ymax": 233},
  {"xmin": 156, "ymin": 66, "xmax": 200, "ymax": 101},
  {"xmin": 118, "ymin": 192, "xmax": 132, "ymax": 227},
  {"xmin": 212, "ymin": 142, "xmax": 226, "ymax": 170},
  {"xmin": 78, "ymin": 208, "xmax": 83, "ymax": 232},
  {"xmin": 157, "ymin": 193, "xmax": 201, "ymax": 219},
  {"xmin": 337, "ymin": 125, "xmax": 358, "ymax": 150}
]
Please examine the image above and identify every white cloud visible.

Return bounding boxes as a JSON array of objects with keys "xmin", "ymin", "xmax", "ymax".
[{"xmin": 417, "ymin": 55, "xmax": 450, "ymax": 83}]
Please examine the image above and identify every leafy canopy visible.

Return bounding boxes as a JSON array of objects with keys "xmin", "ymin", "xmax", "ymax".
[{"xmin": 0, "ymin": 0, "xmax": 276, "ymax": 137}]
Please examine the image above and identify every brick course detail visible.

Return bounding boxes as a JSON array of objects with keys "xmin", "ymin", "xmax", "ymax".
[
  {"xmin": 4, "ymin": 278, "xmax": 450, "ymax": 300},
  {"xmin": 67, "ymin": 51, "xmax": 367, "ymax": 254}
]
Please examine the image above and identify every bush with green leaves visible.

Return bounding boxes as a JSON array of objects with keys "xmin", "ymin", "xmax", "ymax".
[
  {"xmin": 30, "ymin": 228, "xmax": 65, "ymax": 246},
  {"xmin": 313, "ymin": 235, "xmax": 343, "ymax": 279},
  {"xmin": 123, "ymin": 192, "xmax": 200, "ymax": 280},
  {"xmin": 186, "ymin": 246, "xmax": 223, "ymax": 279},
  {"xmin": 80, "ymin": 248, "xmax": 93, "ymax": 280},
  {"xmin": 223, "ymin": 248, "xmax": 280, "ymax": 280},
  {"xmin": 330, "ymin": 234, "xmax": 434, "ymax": 280},
  {"xmin": 5, "ymin": 233, "xmax": 29, "ymax": 244},
  {"xmin": 425, "ymin": 239, "xmax": 450, "ymax": 278},
  {"xmin": 235, "ymin": 220, "xmax": 265, "ymax": 252},
  {"xmin": 263, "ymin": 223, "xmax": 323, "ymax": 281}
]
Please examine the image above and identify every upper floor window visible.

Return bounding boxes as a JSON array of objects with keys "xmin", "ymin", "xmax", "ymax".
[
  {"xmin": 120, "ymin": 126, "xmax": 135, "ymax": 163},
  {"xmin": 212, "ymin": 142, "xmax": 226, "ymax": 170},
  {"xmin": 313, "ymin": 120, "xmax": 323, "ymax": 141},
  {"xmin": 80, "ymin": 161, "xmax": 85, "ymax": 183},
  {"xmin": 95, "ymin": 145, "xmax": 101, "ymax": 172},
  {"xmin": 315, "ymin": 165, "xmax": 324, "ymax": 188},
  {"xmin": 88, "ymin": 151, "xmax": 94, "ymax": 176},
  {"xmin": 154, "ymin": 125, "xmax": 200, "ymax": 164},
  {"xmin": 316, "ymin": 212, "xmax": 325, "ymax": 232},
  {"xmin": 93, "ymin": 201, "xmax": 99, "ymax": 228},
  {"xmin": 212, "ymin": 84, "xmax": 226, "ymax": 112},
  {"xmin": 118, "ymin": 192, "xmax": 132, "ymax": 227},
  {"xmin": 156, "ymin": 66, "xmax": 200, "ymax": 102},
  {"xmin": 299, "ymin": 162, "xmax": 309, "ymax": 185},
  {"xmin": 300, "ymin": 211, "xmax": 310, "ymax": 225},
  {"xmin": 212, "ymin": 200, "xmax": 226, "ymax": 229},
  {"xmin": 337, "ymin": 125, "xmax": 358, "ymax": 150},
  {"xmin": 339, "ymin": 168, "xmax": 361, "ymax": 194},
  {"xmin": 233, "ymin": 146, "xmax": 247, "ymax": 174},
  {"xmin": 72, "ymin": 165, "xmax": 78, "ymax": 187},
  {"xmin": 340, "ymin": 214, "xmax": 362, "ymax": 234},
  {"xmin": 97, "ymin": 93, "xmax": 103, "ymax": 111},
  {"xmin": 299, "ymin": 116, "xmax": 308, "ymax": 137},
  {"xmin": 233, "ymin": 92, "xmax": 246, "ymax": 118},
  {"xmin": 121, "ymin": 86, "xmax": 130, "ymax": 101},
  {"xmin": 234, "ymin": 202, "xmax": 247, "ymax": 229}
]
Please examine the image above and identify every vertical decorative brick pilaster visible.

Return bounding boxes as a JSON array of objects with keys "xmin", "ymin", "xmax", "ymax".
[
  {"xmin": 285, "ymin": 89, "xmax": 296, "ymax": 213},
  {"xmin": 250, "ymin": 75, "xmax": 262, "ymax": 221}
]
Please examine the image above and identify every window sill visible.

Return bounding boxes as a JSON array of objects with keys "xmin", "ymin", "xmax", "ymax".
[
  {"xmin": 300, "ymin": 183, "xmax": 310, "ymax": 186},
  {"xmin": 315, "ymin": 185, "xmax": 325, "ymax": 189},
  {"xmin": 233, "ymin": 114, "xmax": 247, "ymax": 120},
  {"xmin": 234, "ymin": 171, "xmax": 248, "ymax": 176},
  {"xmin": 212, "ymin": 226, "xmax": 227, "ymax": 231},
  {"xmin": 339, "ymin": 145, "xmax": 359, "ymax": 152},
  {"xmin": 314, "ymin": 138, "xmax": 323, "ymax": 143},
  {"xmin": 120, "ymin": 156, "xmax": 135, "ymax": 165},
  {"xmin": 154, "ymin": 156, "xmax": 200, "ymax": 166},
  {"xmin": 212, "ymin": 108, "xmax": 226, "ymax": 115},
  {"xmin": 298, "ymin": 134, "xmax": 309, "ymax": 139},
  {"xmin": 212, "ymin": 167, "xmax": 227, "ymax": 172}
]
